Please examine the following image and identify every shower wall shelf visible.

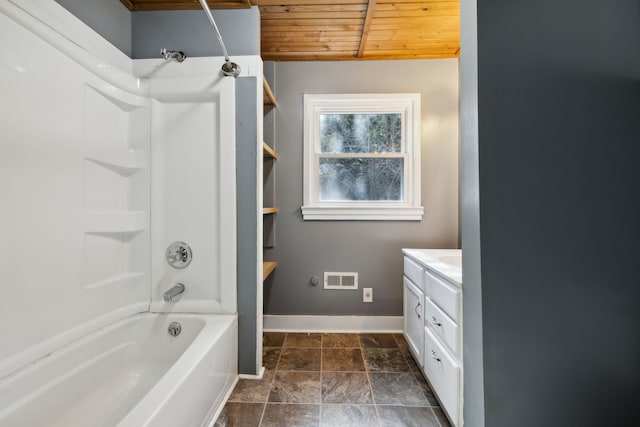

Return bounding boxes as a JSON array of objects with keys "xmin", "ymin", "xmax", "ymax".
[
  {"xmin": 85, "ymin": 148, "xmax": 148, "ymax": 176},
  {"xmin": 84, "ymin": 211, "xmax": 149, "ymax": 233}
]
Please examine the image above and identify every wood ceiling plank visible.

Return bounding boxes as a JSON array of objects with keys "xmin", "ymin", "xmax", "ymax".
[
  {"xmin": 262, "ymin": 24, "xmax": 365, "ymax": 32},
  {"xmin": 357, "ymin": 0, "xmax": 377, "ymax": 57},
  {"xmin": 254, "ymin": 0, "xmax": 367, "ymax": 5},
  {"xmin": 261, "ymin": 11, "xmax": 366, "ymax": 19},
  {"xmin": 259, "ymin": 4, "xmax": 367, "ymax": 14}
]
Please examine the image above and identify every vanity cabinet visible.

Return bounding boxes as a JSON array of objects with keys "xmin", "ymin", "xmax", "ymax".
[{"xmin": 402, "ymin": 249, "xmax": 463, "ymax": 427}]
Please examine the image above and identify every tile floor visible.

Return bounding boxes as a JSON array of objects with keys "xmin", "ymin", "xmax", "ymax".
[{"xmin": 215, "ymin": 332, "xmax": 452, "ymax": 427}]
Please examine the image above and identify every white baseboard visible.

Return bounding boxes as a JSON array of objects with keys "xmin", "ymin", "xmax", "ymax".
[
  {"xmin": 239, "ymin": 366, "xmax": 265, "ymax": 380},
  {"xmin": 263, "ymin": 315, "xmax": 403, "ymax": 333}
]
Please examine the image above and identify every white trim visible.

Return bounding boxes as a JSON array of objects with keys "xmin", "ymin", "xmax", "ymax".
[
  {"xmin": 302, "ymin": 93, "xmax": 422, "ymax": 221},
  {"xmin": 263, "ymin": 315, "xmax": 403, "ymax": 333},
  {"xmin": 238, "ymin": 366, "xmax": 266, "ymax": 380},
  {"xmin": 302, "ymin": 205, "xmax": 424, "ymax": 221}
]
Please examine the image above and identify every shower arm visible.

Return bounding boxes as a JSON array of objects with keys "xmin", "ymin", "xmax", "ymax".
[{"xmin": 197, "ymin": 0, "xmax": 241, "ymax": 77}]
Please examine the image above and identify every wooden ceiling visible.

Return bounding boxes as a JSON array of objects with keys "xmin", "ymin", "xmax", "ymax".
[{"xmin": 121, "ymin": 0, "xmax": 460, "ymax": 61}]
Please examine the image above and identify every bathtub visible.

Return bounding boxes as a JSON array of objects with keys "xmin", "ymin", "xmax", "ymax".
[{"xmin": 0, "ymin": 313, "xmax": 238, "ymax": 427}]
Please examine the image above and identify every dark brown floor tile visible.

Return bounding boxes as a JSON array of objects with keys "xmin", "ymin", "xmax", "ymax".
[
  {"xmin": 412, "ymin": 371, "xmax": 440, "ymax": 406},
  {"xmin": 433, "ymin": 407, "xmax": 453, "ymax": 427},
  {"xmin": 377, "ymin": 405, "xmax": 439, "ymax": 427},
  {"xmin": 284, "ymin": 333, "xmax": 322, "ymax": 348},
  {"xmin": 322, "ymin": 348, "xmax": 365, "ymax": 371},
  {"xmin": 261, "ymin": 403, "xmax": 320, "ymax": 427},
  {"xmin": 322, "ymin": 333, "xmax": 361, "ymax": 348},
  {"xmin": 263, "ymin": 332, "xmax": 286, "ymax": 347},
  {"xmin": 359, "ymin": 333, "xmax": 399, "ymax": 348},
  {"xmin": 393, "ymin": 333, "xmax": 409, "ymax": 350},
  {"xmin": 263, "ymin": 347, "xmax": 281, "ymax": 370},
  {"xmin": 321, "ymin": 372, "xmax": 373, "ymax": 404},
  {"xmin": 369, "ymin": 373, "xmax": 430, "ymax": 406},
  {"xmin": 278, "ymin": 348, "xmax": 321, "ymax": 371},
  {"xmin": 214, "ymin": 402, "xmax": 264, "ymax": 427},
  {"xmin": 268, "ymin": 371, "xmax": 321, "ymax": 403},
  {"xmin": 363, "ymin": 348, "xmax": 411, "ymax": 372},
  {"xmin": 228, "ymin": 370, "xmax": 274, "ymax": 403},
  {"xmin": 404, "ymin": 352, "xmax": 422, "ymax": 373},
  {"xmin": 320, "ymin": 404, "xmax": 378, "ymax": 427}
]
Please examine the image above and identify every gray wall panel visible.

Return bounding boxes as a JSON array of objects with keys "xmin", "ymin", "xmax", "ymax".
[
  {"xmin": 465, "ymin": 0, "xmax": 640, "ymax": 425},
  {"xmin": 131, "ymin": 8, "xmax": 260, "ymax": 59},
  {"xmin": 236, "ymin": 77, "xmax": 259, "ymax": 375},
  {"xmin": 55, "ymin": 0, "xmax": 131, "ymax": 56},
  {"xmin": 264, "ymin": 59, "xmax": 459, "ymax": 316}
]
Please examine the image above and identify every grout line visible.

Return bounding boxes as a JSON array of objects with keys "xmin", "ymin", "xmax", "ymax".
[
  {"xmin": 359, "ymin": 333, "xmax": 382, "ymax": 427},
  {"xmin": 257, "ymin": 332, "xmax": 286, "ymax": 426}
]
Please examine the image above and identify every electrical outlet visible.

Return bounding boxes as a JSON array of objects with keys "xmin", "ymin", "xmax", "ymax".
[{"xmin": 363, "ymin": 288, "xmax": 373, "ymax": 303}]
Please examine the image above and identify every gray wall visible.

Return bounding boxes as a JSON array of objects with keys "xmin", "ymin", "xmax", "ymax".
[
  {"xmin": 132, "ymin": 8, "xmax": 260, "ymax": 59},
  {"xmin": 55, "ymin": 0, "xmax": 132, "ymax": 56},
  {"xmin": 462, "ymin": 0, "xmax": 640, "ymax": 425},
  {"xmin": 264, "ymin": 59, "xmax": 459, "ymax": 316}
]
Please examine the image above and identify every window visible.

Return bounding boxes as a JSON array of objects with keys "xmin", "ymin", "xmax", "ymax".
[{"xmin": 302, "ymin": 94, "xmax": 423, "ymax": 220}]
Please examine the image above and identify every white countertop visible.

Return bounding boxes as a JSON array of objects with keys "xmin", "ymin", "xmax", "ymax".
[{"xmin": 402, "ymin": 248, "xmax": 462, "ymax": 286}]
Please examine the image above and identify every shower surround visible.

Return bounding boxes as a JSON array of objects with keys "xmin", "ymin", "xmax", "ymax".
[{"xmin": 0, "ymin": 0, "xmax": 260, "ymax": 424}]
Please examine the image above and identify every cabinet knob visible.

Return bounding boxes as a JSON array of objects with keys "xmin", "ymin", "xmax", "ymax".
[
  {"xmin": 431, "ymin": 350, "xmax": 441, "ymax": 362},
  {"xmin": 431, "ymin": 316, "xmax": 442, "ymax": 327},
  {"xmin": 415, "ymin": 302, "xmax": 422, "ymax": 319}
]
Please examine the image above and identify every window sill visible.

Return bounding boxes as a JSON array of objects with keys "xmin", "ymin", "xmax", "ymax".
[{"xmin": 301, "ymin": 205, "xmax": 424, "ymax": 221}]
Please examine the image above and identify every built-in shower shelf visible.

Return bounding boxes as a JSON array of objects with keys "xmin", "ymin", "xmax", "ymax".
[
  {"xmin": 88, "ymin": 83, "xmax": 147, "ymax": 112},
  {"xmin": 84, "ymin": 211, "xmax": 148, "ymax": 234},
  {"xmin": 85, "ymin": 272, "xmax": 147, "ymax": 290},
  {"xmin": 85, "ymin": 148, "xmax": 148, "ymax": 176},
  {"xmin": 263, "ymin": 261, "xmax": 277, "ymax": 281},
  {"xmin": 262, "ymin": 142, "xmax": 278, "ymax": 159}
]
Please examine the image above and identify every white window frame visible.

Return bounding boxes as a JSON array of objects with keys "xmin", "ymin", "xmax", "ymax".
[{"xmin": 302, "ymin": 93, "xmax": 423, "ymax": 221}]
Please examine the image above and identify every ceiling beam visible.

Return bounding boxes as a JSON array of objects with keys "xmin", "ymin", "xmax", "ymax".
[{"xmin": 356, "ymin": 0, "xmax": 376, "ymax": 57}]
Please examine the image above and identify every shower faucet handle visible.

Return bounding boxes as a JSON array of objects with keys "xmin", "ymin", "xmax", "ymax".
[{"xmin": 165, "ymin": 241, "xmax": 192, "ymax": 269}]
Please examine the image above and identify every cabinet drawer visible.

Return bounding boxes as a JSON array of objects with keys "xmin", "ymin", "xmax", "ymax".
[
  {"xmin": 424, "ymin": 296, "xmax": 460, "ymax": 357},
  {"xmin": 403, "ymin": 277, "xmax": 424, "ymax": 366},
  {"xmin": 424, "ymin": 326, "xmax": 460, "ymax": 427},
  {"xmin": 424, "ymin": 269, "xmax": 461, "ymax": 322},
  {"xmin": 404, "ymin": 256, "xmax": 424, "ymax": 290}
]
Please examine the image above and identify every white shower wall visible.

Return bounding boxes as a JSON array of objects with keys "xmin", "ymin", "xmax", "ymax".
[{"xmin": 0, "ymin": 0, "xmax": 250, "ymax": 379}]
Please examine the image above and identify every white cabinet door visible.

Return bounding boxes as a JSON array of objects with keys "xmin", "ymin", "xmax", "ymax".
[{"xmin": 403, "ymin": 276, "xmax": 424, "ymax": 366}]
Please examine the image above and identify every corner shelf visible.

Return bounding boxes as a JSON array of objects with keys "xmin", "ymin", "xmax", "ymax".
[
  {"xmin": 263, "ymin": 76, "xmax": 278, "ymax": 106},
  {"xmin": 263, "ymin": 261, "xmax": 277, "ymax": 281}
]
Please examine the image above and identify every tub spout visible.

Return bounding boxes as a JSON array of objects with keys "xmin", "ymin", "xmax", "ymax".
[{"xmin": 164, "ymin": 283, "xmax": 185, "ymax": 302}]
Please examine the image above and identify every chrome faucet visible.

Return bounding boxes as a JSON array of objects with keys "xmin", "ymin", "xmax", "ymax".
[
  {"xmin": 160, "ymin": 48, "xmax": 187, "ymax": 63},
  {"xmin": 164, "ymin": 283, "xmax": 185, "ymax": 302}
]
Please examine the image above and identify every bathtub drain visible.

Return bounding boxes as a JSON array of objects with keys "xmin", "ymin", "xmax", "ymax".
[{"xmin": 168, "ymin": 322, "xmax": 182, "ymax": 337}]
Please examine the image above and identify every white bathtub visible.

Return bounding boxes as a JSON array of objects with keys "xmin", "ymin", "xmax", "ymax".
[{"xmin": 0, "ymin": 313, "xmax": 238, "ymax": 427}]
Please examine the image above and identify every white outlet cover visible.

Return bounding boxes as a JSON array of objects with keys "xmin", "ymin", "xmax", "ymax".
[{"xmin": 363, "ymin": 287, "xmax": 373, "ymax": 302}]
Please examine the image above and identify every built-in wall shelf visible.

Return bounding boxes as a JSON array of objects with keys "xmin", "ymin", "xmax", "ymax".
[
  {"xmin": 84, "ymin": 211, "xmax": 148, "ymax": 234},
  {"xmin": 263, "ymin": 261, "xmax": 277, "ymax": 281},
  {"xmin": 262, "ymin": 141, "xmax": 278, "ymax": 159},
  {"xmin": 263, "ymin": 76, "xmax": 277, "ymax": 106},
  {"xmin": 263, "ymin": 207, "xmax": 279, "ymax": 215}
]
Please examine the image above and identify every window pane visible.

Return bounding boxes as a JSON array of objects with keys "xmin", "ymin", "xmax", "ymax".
[
  {"xmin": 319, "ymin": 158, "xmax": 404, "ymax": 201},
  {"xmin": 320, "ymin": 113, "xmax": 402, "ymax": 153}
]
